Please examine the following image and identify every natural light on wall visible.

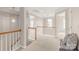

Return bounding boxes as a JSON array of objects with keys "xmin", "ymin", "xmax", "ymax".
[
  {"xmin": 47, "ymin": 18, "xmax": 52, "ymax": 27},
  {"xmin": 29, "ymin": 15, "xmax": 35, "ymax": 27},
  {"xmin": 30, "ymin": 20, "xmax": 34, "ymax": 27}
]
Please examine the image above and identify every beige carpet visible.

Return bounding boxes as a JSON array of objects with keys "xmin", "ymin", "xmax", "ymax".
[{"xmin": 19, "ymin": 35, "xmax": 60, "ymax": 51}]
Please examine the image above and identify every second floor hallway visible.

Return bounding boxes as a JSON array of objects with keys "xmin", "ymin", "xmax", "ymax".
[{"xmin": 0, "ymin": 7, "xmax": 79, "ymax": 51}]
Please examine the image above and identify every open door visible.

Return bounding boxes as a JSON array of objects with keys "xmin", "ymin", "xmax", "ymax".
[{"xmin": 56, "ymin": 11, "xmax": 66, "ymax": 39}]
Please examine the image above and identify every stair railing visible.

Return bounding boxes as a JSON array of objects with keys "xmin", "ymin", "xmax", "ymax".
[{"xmin": 0, "ymin": 29, "xmax": 21, "ymax": 51}]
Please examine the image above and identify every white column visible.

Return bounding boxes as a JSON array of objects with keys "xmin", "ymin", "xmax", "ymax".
[{"xmin": 19, "ymin": 7, "xmax": 29, "ymax": 48}]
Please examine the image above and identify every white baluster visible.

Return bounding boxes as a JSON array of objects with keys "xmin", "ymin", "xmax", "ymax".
[
  {"xmin": 14, "ymin": 32, "xmax": 18, "ymax": 50},
  {"xmin": 10, "ymin": 33, "xmax": 12, "ymax": 51},
  {"xmin": 16, "ymin": 32, "xmax": 19, "ymax": 40},
  {"xmin": 13, "ymin": 32, "xmax": 15, "ymax": 50},
  {"xmin": 16, "ymin": 32, "xmax": 18, "ymax": 46},
  {"xmin": 12, "ymin": 33, "xmax": 14, "ymax": 51},
  {"xmin": 18, "ymin": 32, "xmax": 20, "ymax": 44},
  {"xmin": 11, "ymin": 33, "xmax": 12, "ymax": 51},
  {"xmin": 0, "ymin": 35, "xmax": 1, "ymax": 51},
  {"xmin": 11, "ymin": 33, "xmax": 14, "ymax": 51},
  {"xmin": 5, "ymin": 34, "xmax": 7, "ymax": 51},
  {"xmin": 8, "ymin": 34, "xmax": 11, "ymax": 51},
  {"xmin": 1, "ymin": 35, "xmax": 2, "ymax": 51},
  {"xmin": 0, "ymin": 36, "xmax": 1, "ymax": 51},
  {"xmin": 16, "ymin": 32, "xmax": 18, "ymax": 48},
  {"xmin": 13, "ymin": 33, "xmax": 15, "ymax": 51}
]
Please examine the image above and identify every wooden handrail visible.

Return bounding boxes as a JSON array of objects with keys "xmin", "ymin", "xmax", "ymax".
[
  {"xmin": 0, "ymin": 29, "xmax": 21, "ymax": 35},
  {"xmin": 37, "ymin": 26, "xmax": 56, "ymax": 28},
  {"xmin": 0, "ymin": 29, "xmax": 21, "ymax": 50},
  {"xmin": 28, "ymin": 26, "xmax": 56, "ymax": 28},
  {"xmin": 28, "ymin": 27, "xmax": 36, "ymax": 29}
]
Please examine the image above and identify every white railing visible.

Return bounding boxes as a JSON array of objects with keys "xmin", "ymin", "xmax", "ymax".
[
  {"xmin": 28, "ymin": 27, "xmax": 37, "ymax": 41},
  {"xmin": 36, "ymin": 26, "xmax": 56, "ymax": 39},
  {"xmin": 0, "ymin": 29, "xmax": 21, "ymax": 51},
  {"xmin": 27, "ymin": 27, "xmax": 37, "ymax": 46},
  {"xmin": 28, "ymin": 26, "xmax": 56, "ymax": 41}
]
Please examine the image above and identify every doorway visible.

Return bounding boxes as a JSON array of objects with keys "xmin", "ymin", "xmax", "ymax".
[{"xmin": 56, "ymin": 11, "xmax": 66, "ymax": 39}]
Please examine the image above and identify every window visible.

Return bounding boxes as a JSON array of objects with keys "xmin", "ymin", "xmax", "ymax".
[
  {"xmin": 47, "ymin": 18, "xmax": 52, "ymax": 27},
  {"xmin": 30, "ymin": 20, "xmax": 34, "ymax": 27},
  {"xmin": 29, "ymin": 15, "xmax": 35, "ymax": 27}
]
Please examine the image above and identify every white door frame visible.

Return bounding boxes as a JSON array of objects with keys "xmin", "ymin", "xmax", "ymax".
[{"xmin": 55, "ymin": 8, "xmax": 70, "ymax": 38}]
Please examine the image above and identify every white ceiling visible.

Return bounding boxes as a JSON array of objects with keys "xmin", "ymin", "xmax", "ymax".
[
  {"xmin": 0, "ymin": 7, "xmax": 59, "ymax": 18},
  {"xmin": 0, "ymin": 7, "xmax": 20, "ymax": 15},
  {"xmin": 0, "ymin": 7, "xmax": 20, "ymax": 12},
  {"xmin": 27, "ymin": 7, "xmax": 59, "ymax": 18}
]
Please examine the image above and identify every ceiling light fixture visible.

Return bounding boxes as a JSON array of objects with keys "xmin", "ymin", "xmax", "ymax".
[{"xmin": 12, "ymin": 18, "xmax": 16, "ymax": 23}]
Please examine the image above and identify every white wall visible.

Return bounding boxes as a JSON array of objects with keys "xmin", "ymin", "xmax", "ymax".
[
  {"xmin": 0, "ymin": 12, "xmax": 19, "ymax": 32},
  {"xmin": 56, "ymin": 7, "xmax": 79, "ymax": 38},
  {"xmin": 28, "ymin": 16, "xmax": 44, "ymax": 40},
  {"xmin": 71, "ymin": 8, "xmax": 79, "ymax": 37}
]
